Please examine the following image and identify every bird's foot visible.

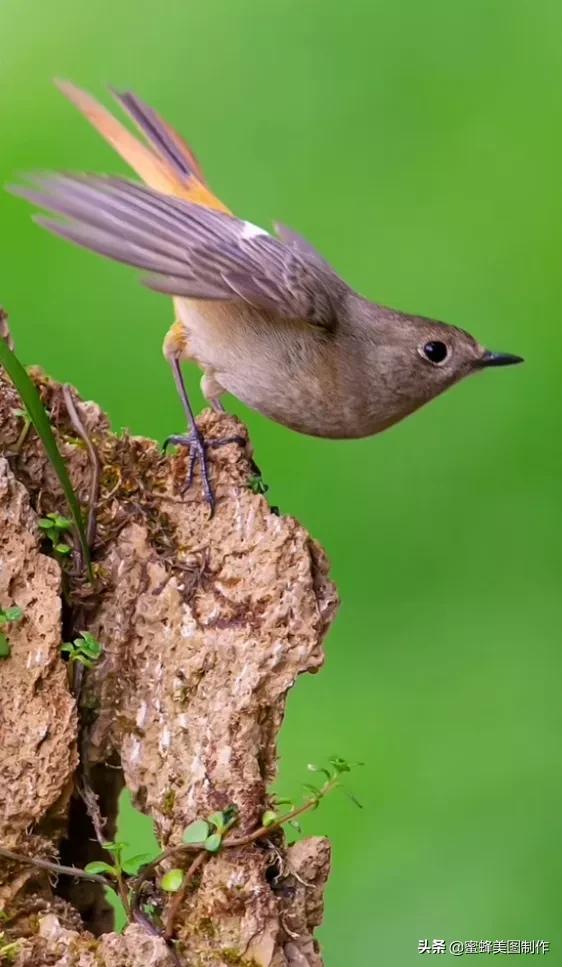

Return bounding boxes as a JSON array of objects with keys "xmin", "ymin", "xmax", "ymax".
[{"xmin": 163, "ymin": 427, "xmax": 246, "ymax": 513}]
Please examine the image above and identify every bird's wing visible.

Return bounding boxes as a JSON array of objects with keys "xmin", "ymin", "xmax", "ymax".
[
  {"xmin": 12, "ymin": 174, "xmax": 338, "ymax": 330},
  {"xmin": 274, "ymin": 221, "xmax": 337, "ymax": 274}
]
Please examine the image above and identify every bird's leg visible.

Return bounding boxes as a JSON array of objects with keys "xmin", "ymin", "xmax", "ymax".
[
  {"xmin": 162, "ymin": 321, "xmax": 245, "ymax": 511},
  {"xmin": 163, "ymin": 356, "xmax": 245, "ymax": 513},
  {"xmin": 163, "ymin": 357, "xmax": 215, "ymax": 507}
]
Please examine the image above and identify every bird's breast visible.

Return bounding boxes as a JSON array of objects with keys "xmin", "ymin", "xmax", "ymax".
[{"xmin": 176, "ymin": 298, "xmax": 383, "ymax": 438}]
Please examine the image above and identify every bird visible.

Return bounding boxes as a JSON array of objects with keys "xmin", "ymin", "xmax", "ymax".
[{"xmin": 11, "ymin": 81, "xmax": 523, "ymax": 510}]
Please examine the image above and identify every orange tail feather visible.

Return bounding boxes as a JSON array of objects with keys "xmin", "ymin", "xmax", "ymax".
[{"xmin": 55, "ymin": 79, "xmax": 231, "ymax": 214}]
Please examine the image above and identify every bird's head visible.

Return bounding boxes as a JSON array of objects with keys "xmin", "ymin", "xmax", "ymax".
[{"xmin": 354, "ymin": 300, "xmax": 524, "ymax": 430}]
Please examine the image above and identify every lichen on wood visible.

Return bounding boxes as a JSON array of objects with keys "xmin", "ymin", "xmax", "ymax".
[{"xmin": 0, "ymin": 359, "xmax": 338, "ymax": 966}]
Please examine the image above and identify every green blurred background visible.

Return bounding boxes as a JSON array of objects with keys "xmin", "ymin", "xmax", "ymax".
[{"xmin": 1, "ymin": 0, "xmax": 560, "ymax": 962}]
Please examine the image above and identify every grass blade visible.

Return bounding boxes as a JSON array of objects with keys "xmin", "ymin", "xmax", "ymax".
[{"xmin": 0, "ymin": 338, "xmax": 92, "ymax": 577}]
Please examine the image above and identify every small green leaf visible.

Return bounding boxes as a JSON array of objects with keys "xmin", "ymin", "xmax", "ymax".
[
  {"xmin": 204, "ymin": 833, "xmax": 222, "ymax": 853},
  {"xmin": 0, "ymin": 339, "xmax": 92, "ymax": 578},
  {"xmin": 3, "ymin": 607, "xmax": 23, "ymax": 623},
  {"xmin": 208, "ymin": 811, "xmax": 226, "ymax": 832},
  {"xmin": 302, "ymin": 783, "xmax": 322, "ymax": 800},
  {"xmin": 328, "ymin": 756, "xmax": 362, "ymax": 774},
  {"xmin": 248, "ymin": 474, "xmax": 269, "ymax": 495},
  {"xmin": 121, "ymin": 853, "xmax": 154, "ymax": 875},
  {"xmin": 49, "ymin": 513, "xmax": 72, "ymax": 530},
  {"xmin": 81, "ymin": 631, "xmax": 100, "ymax": 647},
  {"xmin": 288, "ymin": 819, "xmax": 301, "ymax": 832},
  {"xmin": 61, "ymin": 633, "xmax": 103, "ymax": 668},
  {"xmin": 55, "ymin": 543, "xmax": 72, "ymax": 555},
  {"xmin": 84, "ymin": 861, "xmax": 117, "ymax": 877},
  {"xmin": 160, "ymin": 868, "xmax": 184, "ymax": 892},
  {"xmin": 78, "ymin": 633, "xmax": 103, "ymax": 659},
  {"xmin": 261, "ymin": 810, "xmax": 277, "ymax": 827},
  {"xmin": 0, "ymin": 635, "xmax": 11, "ymax": 659},
  {"xmin": 182, "ymin": 819, "xmax": 210, "ymax": 845}
]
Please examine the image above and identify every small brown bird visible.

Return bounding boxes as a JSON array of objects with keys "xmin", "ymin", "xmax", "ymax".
[{"xmin": 12, "ymin": 82, "xmax": 523, "ymax": 508}]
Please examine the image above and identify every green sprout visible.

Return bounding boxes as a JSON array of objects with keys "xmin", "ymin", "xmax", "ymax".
[
  {"xmin": 0, "ymin": 606, "xmax": 24, "ymax": 659},
  {"xmin": 260, "ymin": 755, "xmax": 363, "ymax": 830},
  {"xmin": 182, "ymin": 804, "xmax": 239, "ymax": 854},
  {"xmin": 38, "ymin": 511, "xmax": 74, "ymax": 556},
  {"xmin": 61, "ymin": 631, "xmax": 103, "ymax": 668},
  {"xmin": 84, "ymin": 841, "xmax": 155, "ymax": 920},
  {"xmin": 247, "ymin": 474, "xmax": 269, "ymax": 496},
  {"xmin": 84, "ymin": 841, "xmax": 154, "ymax": 880}
]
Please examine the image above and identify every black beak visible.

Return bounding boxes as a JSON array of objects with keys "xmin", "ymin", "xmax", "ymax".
[{"xmin": 479, "ymin": 350, "xmax": 525, "ymax": 368}]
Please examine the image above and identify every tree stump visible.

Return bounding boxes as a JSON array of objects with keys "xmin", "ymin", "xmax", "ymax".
[{"xmin": 0, "ymin": 360, "xmax": 338, "ymax": 966}]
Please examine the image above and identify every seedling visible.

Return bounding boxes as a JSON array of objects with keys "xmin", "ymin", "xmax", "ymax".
[
  {"xmin": 84, "ymin": 841, "xmax": 154, "ymax": 880},
  {"xmin": 260, "ymin": 755, "xmax": 363, "ymax": 830},
  {"xmin": 38, "ymin": 512, "xmax": 73, "ymax": 556},
  {"xmin": 247, "ymin": 473, "xmax": 269, "ymax": 496},
  {"xmin": 84, "ymin": 841, "xmax": 155, "ymax": 919},
  {"xmin": 182, "ymin": 804, "xmax": 239, "ymax": 853},
  {"xmin": 61, "ymin": 631, "xmax": 103, "ymax": 668}
]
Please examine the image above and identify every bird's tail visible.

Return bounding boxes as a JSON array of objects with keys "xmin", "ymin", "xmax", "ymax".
[{"xmin": 55, "ymin": 80, "xmax": 231, "ymax": 214}]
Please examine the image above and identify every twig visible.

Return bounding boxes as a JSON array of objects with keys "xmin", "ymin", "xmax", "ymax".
[
  {"xmin": 116, "ymin": 869, "xmax": 132, "ymax": 920},
  {"xmin": 164, "ymin": 851, "xmax": 208, "ymax": 941},
  {"xmin": 62, "ymin": 384, "xmax": 100, "ymax": 547},
  {"xmin": 77, "ymin": 776, "xmax": 106, "ymax": 848},
  {"xmin": 130, "ymin": 846, "xmax": 190, "ymax": 965},
  {"xmin": 0, "ymin": 845, "xmax": 108, "ymax": 886},
  {"xmin": 224, "ymin": 786, "xmax": 336, "ymax": 848}
]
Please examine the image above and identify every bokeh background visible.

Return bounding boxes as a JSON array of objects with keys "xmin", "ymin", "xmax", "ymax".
[{"xmin": 1, "ymin": 1, "xmax": 560, "ymax": 963}]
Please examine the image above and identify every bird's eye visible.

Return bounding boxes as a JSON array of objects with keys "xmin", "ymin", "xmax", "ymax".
[{"xmin": 421, "ymin": 340, "xmax": 449, "ymax": 364}]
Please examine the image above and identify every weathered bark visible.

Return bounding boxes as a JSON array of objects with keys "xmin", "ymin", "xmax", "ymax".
[{"xmin": 0, "ymin": 362, "xmax": 337, "ymax": 966}]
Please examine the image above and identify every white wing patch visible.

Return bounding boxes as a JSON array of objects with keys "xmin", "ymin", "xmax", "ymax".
[{"xmin": 240, "ymin": 220, "xmax": 269, "ymax": 240}]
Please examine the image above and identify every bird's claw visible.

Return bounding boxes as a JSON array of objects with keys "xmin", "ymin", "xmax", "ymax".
[{"xmin": 163, "ymin": 430, "xmax": 246, "ymax": 513}]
